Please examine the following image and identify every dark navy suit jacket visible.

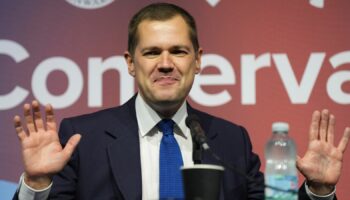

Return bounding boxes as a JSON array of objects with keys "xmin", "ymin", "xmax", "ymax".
[{"xmin": 14, "ymin": 95, "xmax": 319, "ymax": 199}]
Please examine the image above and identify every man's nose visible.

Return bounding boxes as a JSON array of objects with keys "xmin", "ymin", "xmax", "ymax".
[{"xmin": 158, "ymin": 52, "xmax": 174, "ymax": 73}]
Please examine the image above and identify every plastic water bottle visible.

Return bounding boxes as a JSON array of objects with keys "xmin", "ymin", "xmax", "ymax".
[{"xmin": 264, "ymin": 122, "xmax": 298, "ymax": 200}]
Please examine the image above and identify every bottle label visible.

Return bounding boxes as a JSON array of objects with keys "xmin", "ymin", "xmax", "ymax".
[{"xmin": 265, "ymin": 175, "xmax": 298, "ymax": 200}]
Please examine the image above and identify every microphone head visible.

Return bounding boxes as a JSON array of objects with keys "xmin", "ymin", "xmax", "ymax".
[
  {"xmin": 185, "ymin": 114, "xmax": 200, "ymax": 128},
  {"xmin": 186, "ymin": 114, "xmax": 206, "ymax": 141}
]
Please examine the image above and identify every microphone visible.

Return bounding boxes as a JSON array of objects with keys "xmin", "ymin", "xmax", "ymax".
[
  {"xmin": 185, "ymin": 115, "xmax": 209, "ymax": 150},
  {"xmin": 186, "ymin": 114, "xmax": 250, "ymax": 179},
  {"xmin": 185, "ymin": 114, "xmax": 297, "ymax": 195}
]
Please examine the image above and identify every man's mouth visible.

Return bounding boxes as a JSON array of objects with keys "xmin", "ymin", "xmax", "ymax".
[{"xmin": 154, "ymin": 76, "xmax": 179, "ymax": 85}]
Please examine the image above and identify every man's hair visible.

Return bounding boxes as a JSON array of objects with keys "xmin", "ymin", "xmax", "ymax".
[{"xmin": 127, "ymin": 3, "xmax": 200, "ymax": 56}]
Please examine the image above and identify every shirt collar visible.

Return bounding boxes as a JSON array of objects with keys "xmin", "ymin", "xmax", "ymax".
[{"xmin": 135, "ymin": 94, "xmax": 188, "ymax": 138}]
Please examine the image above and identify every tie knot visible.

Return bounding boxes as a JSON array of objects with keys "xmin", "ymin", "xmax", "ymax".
[{"xmin": 157, "ymin": 119, "xmax": 174, "ymax": 136}]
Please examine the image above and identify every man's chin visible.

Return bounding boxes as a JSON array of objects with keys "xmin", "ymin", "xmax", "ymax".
[
  {"xmin": 152, "ymin": 95, "xmax": 184, "ymax": 106},
  {"xmin": 141, "ymin": 90, "xmax": 186, "ymax": 107},
  {"xmin": 155, "ymin": 98, "xmax": 181, "ymax": 105}
]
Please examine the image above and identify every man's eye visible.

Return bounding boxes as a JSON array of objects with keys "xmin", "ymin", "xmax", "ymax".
[
  {"xmin": 172, "ymin": 50, "xmax": 188, "ymax": 56},
  {"xmin": 144, "ymin": 51, "xmax": 159, "ymax": 56}
]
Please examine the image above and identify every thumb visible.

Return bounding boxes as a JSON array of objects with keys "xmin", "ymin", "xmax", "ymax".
[
  {"xmin": 62, "ymin": 134, "xmax": 81, "ymax": 159},
  {"xmin": 296, "ymin": 155, "xmax": 302, "ymax": 171},
  {"xmin": 296, "ymin": 155, "xmax": 301, "ymax": 161},
  {"xmin": 296, "ymin": 155, "xmax": 308, "ymax": 178}
]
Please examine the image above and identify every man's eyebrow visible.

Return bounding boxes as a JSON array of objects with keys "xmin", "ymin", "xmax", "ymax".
[
  {"xmin": 170, "ymin": 45, "xmax": 191, "ymax": 51},
  {"xmin": 140, "ymin": 45, "xmax": 192, "ymax": 53},
  {"xmin": 140, "ymin": 46, "xmax": 161, "ymax": 53}
]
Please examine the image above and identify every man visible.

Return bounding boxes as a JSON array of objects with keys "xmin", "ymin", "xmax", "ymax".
[{"xmin": 13, "ymin": 2, "xmax": 349, "ymax": 200}]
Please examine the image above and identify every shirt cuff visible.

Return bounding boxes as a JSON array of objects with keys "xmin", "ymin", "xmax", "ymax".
[
  {"xmin": 304, "ymin": 182, "xmax": 336, "ymax": 200},
  {"xmin": 18, "ymin": 173, "xmax": 52, "ymax": 200}
]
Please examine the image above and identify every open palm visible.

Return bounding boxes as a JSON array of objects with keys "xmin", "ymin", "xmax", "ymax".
[
  {"xmin": 297, "ymin": 110, "xmax": 349, "ymax": 194},
  {"xmin": 14, "ymin": 101, "xmax": 81, "ymax": 189}
]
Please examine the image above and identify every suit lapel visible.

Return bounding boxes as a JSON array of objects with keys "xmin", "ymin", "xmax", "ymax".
[{"xmin": 105, "ymin": 96, "xmax": 142, "ymax": 199}]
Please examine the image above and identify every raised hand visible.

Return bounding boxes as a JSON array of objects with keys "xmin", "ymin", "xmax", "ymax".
[
  {"xmin": 14, "ymin": 100, "xmax": 81, "ymax": 189},
  {"xmin": 296, "ymin": 109, "xmax": 350, "ymax": 195}
]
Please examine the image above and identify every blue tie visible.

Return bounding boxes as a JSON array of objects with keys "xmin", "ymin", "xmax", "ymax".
[{"xmin": 158, "ymin": 119, "xmax": 184, "ymax": 199}]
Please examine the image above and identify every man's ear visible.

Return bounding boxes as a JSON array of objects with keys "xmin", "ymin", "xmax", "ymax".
[
  {"xmin": 124, "ymin": 51, "xmax": 135, "ymax": 77},
  {"xmin": 195, "ymin": 48, "xmax": 203, "ymax": 74}
]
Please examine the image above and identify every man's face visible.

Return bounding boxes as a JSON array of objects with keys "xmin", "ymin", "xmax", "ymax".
[{"xmin": 125, "ymin": 15, "xmax": 202, "ymax": 114}]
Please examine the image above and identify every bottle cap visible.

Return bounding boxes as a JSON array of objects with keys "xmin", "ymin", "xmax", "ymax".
[{"xmin": 272, "ymin": 122, "xmax": 289, "ymax": 133}]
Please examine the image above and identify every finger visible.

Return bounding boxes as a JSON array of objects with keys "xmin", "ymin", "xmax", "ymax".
[
  {"xmin": 45, "ymin": 104, "xmax": 57, "ymax": 131},
  {"xmin": 327, "ymin": 114, "xmax": 335, "ymax": 144},
  {"xmin": 62, "ymin": 134, "xmax": 81, "ymax": 159},
  {"xmin": 338, "ymin": 127, "xmax": 350, "ymax": 153},
  {"xmin": 32, "ymin": 100, "xmax": 44, "ymax": 131},
  {"xmin": 23, "ymin": 103, "xmax": 36, "ymax": 133},
  {"xmin": 309, "ymin": 110, "xmax": 321, "ymax": 141},
  {"xmin": 13, "ymin": 115, "xmax": 27, "ymax": 140},
  {"xmin": 319, "ymin": 109, "xmax": 329, "ymax": 141}
]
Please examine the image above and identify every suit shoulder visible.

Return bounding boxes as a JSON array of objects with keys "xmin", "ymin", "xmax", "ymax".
[
  {"xmin": 62, "ymin": 95, "xmax": 136, "ymax": 125},
  {"xmin": 63, "ymin": 106, "xmax": 121, "ymax": 122},
  {"xmin": 189, "ymin": 107, "xmax": 245, "ymax": 133}
]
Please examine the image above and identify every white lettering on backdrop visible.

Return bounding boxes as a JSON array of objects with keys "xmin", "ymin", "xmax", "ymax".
[{"xmin": 0, "ymin": 39, "xmax": 349, "ymax": 110}]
